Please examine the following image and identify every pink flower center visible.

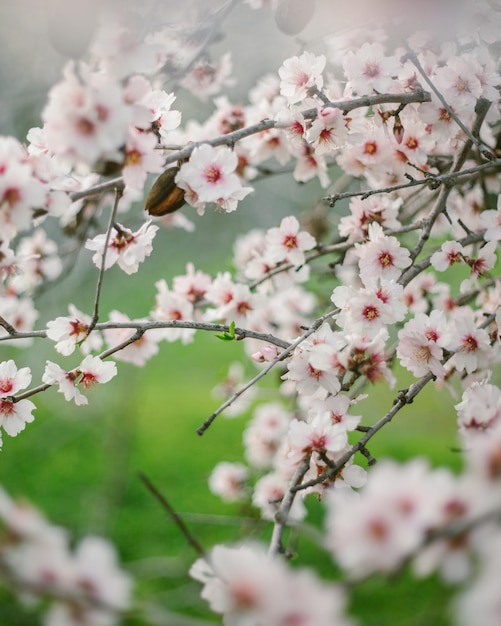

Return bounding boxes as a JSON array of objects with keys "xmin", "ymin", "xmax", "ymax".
[
  {"xmin": 126, "ymin": 150, "xmax": 142, "ymax": 166},
  {"xmin": 367, "ymin": 518, "xmax": 388, "ymax": 541},
  {"xmin": 425, "ymin": 329, "xmax": 439, "ymax": 342},
  {"xmin": 204, "ymin": 165, "xmax": 222, "ymax": 184},
  {"xmin": 364, "ymin": 62, "xmax": 381, "ymax": 79},
  {"xmin": 364, "ymin": 141, "xmax": 378, "ymax": 155},
  {"xmin": 363, "ymin": 305, "xmax": 379, "ymax": 321},
  {"xmin": 3, "ymin": 187, "xmax": 21, "ymax": 207},
  {"xmin": 463, "ymin": 335, "xmax": 478, "ymax": 352},
  {"xmin": 70, "ymin": 320, "xmax": 88, "ymax": 337},
  {"xmin": 77, "ymin": 118, "xmax": 96, "ymax": 136},
  {"xmin": 80, "ymin": 372, "xmax": 98, "ymax": 389},
  {"xmin": 283, "ymin": 234, "xmax": 298, "ymax": 250},
  {"xmin": 0, "ymin": 379, "xmax": 13, "ymax": 394},
  {"xmin": 295, "ymin": 71, "xmax": 310, "ymax": 87},
  {"xmin": 0, "ymin": 399, "xmax": 14, "ymax": 416},
  {"xmin": 378, "ymin": 251, "xmax": 394, "ymax": 267}
]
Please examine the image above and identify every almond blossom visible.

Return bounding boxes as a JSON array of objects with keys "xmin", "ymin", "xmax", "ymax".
[
  {"xmin": 265, "ymin": 215, "xmax": 316, "ymax": 266},
  {"xmin": 0, "ymin": 360, "xmax": 31, "ymax": 397},
  {"xmin": 397, "ymin": 311, "xmax": 451, "ymax": 379},
  {"xmin": 175, "ymin": 144, "xmax": 253, "ymax": 212},
  {"xmin": 278, "ymin": 51, "xmax": 326, "ymax": 104},
  {"xmin": 85, "ymin": 221, "xmax": 159, "ymax": 275},
  {"xmin": 0, "ymin": 398, "xmax": 35, "ymax": 438},
  {"xmin": 46, "ymin": 304, "xmax": 103, "ymax": 356},
  {"xmin": 356, "ymin": 222, "xmax": 411, "ymax": 285},
  {"xmin": 208, "ymin": 462, "xmax": 249, "ymax": 502},
  {"xmin": 447, "ymin": 315, "xmax": 492, "ymax": 374},
  {"xmin": 343, "ymin": 42, "xmax": 401, "ymax": 95}
]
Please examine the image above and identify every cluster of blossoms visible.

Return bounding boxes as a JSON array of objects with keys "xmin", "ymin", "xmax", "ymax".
[
  {"xmin": 0, "ymin": 486, "xmax": 132, "ymax": 626},
  {"xmin": 1, "ymin": 0, "xmax": 501, "ymax": 625}
]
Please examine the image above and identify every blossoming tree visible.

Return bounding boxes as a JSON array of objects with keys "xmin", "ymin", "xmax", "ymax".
[{"xmin": 1, "ymin": 0, "xmax": 501, "ymax": 624}]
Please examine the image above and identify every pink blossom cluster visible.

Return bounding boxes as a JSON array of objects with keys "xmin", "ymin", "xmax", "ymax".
[{"xmin": 0, "ymin": 486, "xmax": 132, "ymax": 626}]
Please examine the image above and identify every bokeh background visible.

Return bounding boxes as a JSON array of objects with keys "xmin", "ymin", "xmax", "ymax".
[{"xmin": 0, "ymin": 1, "xmax": 470, "ymax": 624}]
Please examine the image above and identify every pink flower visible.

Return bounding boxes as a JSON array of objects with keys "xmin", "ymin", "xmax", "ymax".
[
  {"xmin": 151, "ymin": 280, "xmax": 195, "ymax": 344},
  {"xmin": 356, "ymin": 222, "xmax": 411, "ymax": 285},
  {"xmin": 287, "ymin": 414, "xmax": 348, "ymax": 463},
  {"xmin": 46, "ymin": 304, "xmax": 103, "ymax": 356},
  {"xmin": 180, "ymin": 53, "xmax": 235, "ymax": 101},
  {"xmin": 208, "ymin": 462, "xmax": 249, "ymax": 502},
  {"xmin": 103, "ymin": 311, "xmax": 161, "ymax": 367},
  {"xmin": 397, "ymin": 311, "xmax": 451, "ymax": 379},
  {"xmin": 176, "ymin": 144, "xmax": 252, "ymax": 210},
  {"xmin": 42, "ymin": 361, "xmax": 87, "ymax": 405},
  {"xmin": 430, "ymin": 241, "xmax": 465, "ymax": 272},
  {"xmin": 122, "ymin": 129, "xmax": 165, "ymax": 189},
  {"xmin": 265, "ymin": 216, "xmax": 316, "ymax": 266},
  {"xmin": 0, "ymin": 360, "xmax": 31, "ymax": 397},
  {"xmin": 0, "ymin": 397, "xmax": 35, "ymax": 437},
  {"xmin": 85, "ymin": 221, "xmax": 159, "ymax": 275},
  {"xmin": 447, "ymin": 315, "xmax": 492, "ymax": 374},
  {"xmin": 278, "ymin": 51, "xmax": 326, "ymax": 104},
  {"xmin": 343, "ymin": 43, "xmax": 401, "ymax": 95}
]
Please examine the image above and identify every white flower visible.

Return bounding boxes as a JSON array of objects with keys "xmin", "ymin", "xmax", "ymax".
[
  {"xmin": 85, "ymin": 221, "xmax": 159, "ymax": 275},
  {"xmin": 0, "ymin": 360, "xmax": 31, "ymax": 396},
  {"xmin": 176, "ymin": 144, "xmax": 250, "ymax": 207},
  {"xmin": 356, "ymin": 222, "xmax": 411, "ymax": 285},
  {"xmin": 279, "ymin": 51, "xmax": 326, "ymax": 104},
  {"xmin": 209, "ymin": 462, "xmax": 249, "ymax": 502},
  {"xmin": 46, "ymin": 304, "xmax": 102, "ymax": 356},
  {"xmin": 265, "ymin": 215, "xmax": 316, "ymax": 266},
  {"xmin": 343, "ymin": 42, "xmax": 401, "ymax": 95},
  {"xmin": 0, "ymin": 397, "xmax": 35, "ymax": 437}
]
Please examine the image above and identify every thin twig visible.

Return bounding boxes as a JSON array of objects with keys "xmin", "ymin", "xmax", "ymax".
[
  {"xmin": 69, "ymin": 91, "xmax": 431, "ymax": 203},
  {"xmin": 196, "ymin": 309, "xmax": 339, "ymax": 435},
  {"xmin": 87, "ymin": 188, "xmax": 123, "ymax": 335},
  {"xmin": 403, "ymin": 47, "xmax": 494, "ymax": 159},
  {"xmin": 138, "ymin": 472, "xmax": 206, "ymax": 559},
  {"xmin": 268, "ymin": 454, "xmax": 312, "ymax": 557},
  {"xmin": 323, "ymin": 158, "xmax": 501, "ymax": 206}
]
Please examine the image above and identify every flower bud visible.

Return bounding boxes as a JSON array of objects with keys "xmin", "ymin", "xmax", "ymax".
[{"xmin": 145, "ymin": 166, "xmax": 186, "ymax": 216}]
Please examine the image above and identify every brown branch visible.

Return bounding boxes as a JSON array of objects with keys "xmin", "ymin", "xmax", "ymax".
[
  {"xmin": 323, "ymin": 159, "xmax": 501, "ymax": 206},
  {"xmin": 268, "ymin": 454, "xmax": 312, "ymax": 557},
  {"xmin": 69, "ymin": 91, "xmax": 431, "ymax": 202},
  {"xmin": 196, "ymin": 309, "xmax": 339, "ymax": 435},
  {"xmin": 138, "ymin": 472, "xmax": 206, "ymax": 559},
  {"xmin": 87, "ymin": 188, "xmax": 123, "ymax": 335}
]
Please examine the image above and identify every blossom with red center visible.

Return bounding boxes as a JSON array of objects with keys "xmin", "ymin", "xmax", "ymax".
[
  {"xmin": 287, "ymin": 414, "xmax": 347, "ymax": 463},
  {"xmin": 397, "ymin": 311, "xmax": 450, "ymax": 379},
  {"xmin": 431, "ymin": 241, "xmax": 465, "ymax": 272},
  {"xmin": 356, "ymin": 222, "xmax": 411, "ymax": 285},
  {"xmin": 265, "ymin": 215, "xmax": 316, "ymax": 266},
  {"xmin": 0, "ymin": 397, "xmax": 36, "ymax": 437},
  {"xmin": 151, "ymin": 279, "xmax": 196, "ymax": 344},
  {"xmin": 0, "ymin": 360, "xmax": 32, "ymax": 398},
  {"xmin": 278, "ymin": 51, "xmax": 326, "ymax": 104},
  {"xmin": 85, "ymin": 220, "xmax": 159, "ymax": 275},
  {"xmin": 447, "ymin": 315, "xmax": 492, "ymax": 374},
  {"xmin": 176, "ymin": 144, "xmax": 252, "ymax": 211},
  {"xmin": 343, "ymin": 42, "xmax": 401, "ymax": 95},
  {"xmin": 122, "ymin": 128, "xmax": 164, "ymax": 189},
  {"xmin": 46, "ymin": 304, "xmax": 103, "ymax": 356}
]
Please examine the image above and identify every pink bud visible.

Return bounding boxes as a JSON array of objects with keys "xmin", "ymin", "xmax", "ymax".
[
  {"xmin": 319, "ymin": 107, "xmax": 339, "ymax": 125},
  {"xmin": 251, "ymin": 345, "xmax": 279, "ymax": 363}
]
